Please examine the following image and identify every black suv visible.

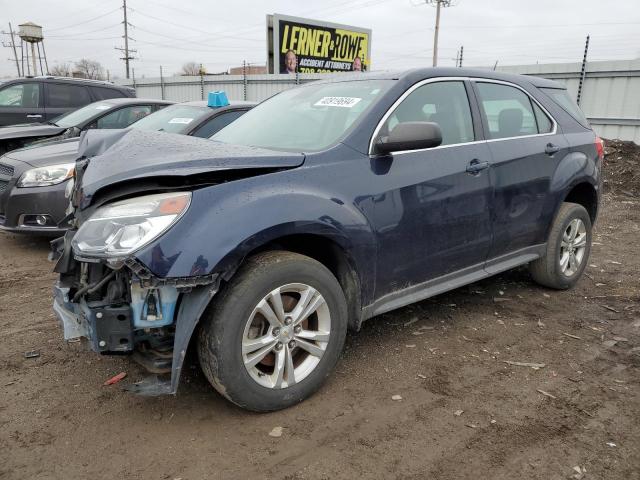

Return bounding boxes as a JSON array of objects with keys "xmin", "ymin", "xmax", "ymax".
[
  {"xmin": 52, "ymin": 68, "xmax": 602, "ymax": 411},
  {"xmin": 0, "ymin": 76, "xmax": 135, "ymax": 127}
]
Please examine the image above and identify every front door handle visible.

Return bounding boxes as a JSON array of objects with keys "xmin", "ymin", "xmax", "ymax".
[
  {"xmin": 26, "ymin": 114, "xmax": 43, "ymax": 119},
  {"xmin": 545, "ymin": 143, "xmax": 561, "ymax": 155},
  {"xmin": 466, "ymin": 160, "xmax": 490, "ymax": 174}
]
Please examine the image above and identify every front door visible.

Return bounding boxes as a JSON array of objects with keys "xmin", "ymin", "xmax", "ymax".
[{"xmin": 370, "ymin": 80, "xmax": 493, "ymax": 298}]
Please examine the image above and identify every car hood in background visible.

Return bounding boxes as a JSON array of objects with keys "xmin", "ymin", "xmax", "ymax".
[
  {"xmin": 3, "ymin": 138, "xmax": 80, "ymax": 167},
  {"xmin": 76, "ymin": 129, "xmax": 305, "ymax": 207},
  {"xmin": 0, "ymin": 123, "xmax": 67, "ymax": 141}
]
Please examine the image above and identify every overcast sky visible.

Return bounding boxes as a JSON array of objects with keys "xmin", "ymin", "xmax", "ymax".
[{"xmin": 2, "ymin": 0, "xmax": 639, "ymax": 79}]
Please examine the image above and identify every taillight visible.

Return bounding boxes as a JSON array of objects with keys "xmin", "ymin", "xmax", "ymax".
[{"xmin": 595, "ymin": 136, "xmax": 604, "ymax": 161}]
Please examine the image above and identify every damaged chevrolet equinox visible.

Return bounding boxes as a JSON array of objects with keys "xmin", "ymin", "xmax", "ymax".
[{"xmin": 52, "ymin": 69, "xmax": 602, "ymax": 411}]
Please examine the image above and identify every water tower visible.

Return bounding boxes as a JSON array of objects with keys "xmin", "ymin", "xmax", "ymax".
[{"xmin": 18, "ymin": 22, "xmax": 49, "ymax": 76}]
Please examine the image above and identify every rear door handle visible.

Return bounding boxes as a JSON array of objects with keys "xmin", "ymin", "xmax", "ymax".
[
  {"xmin": 26, "ymin": 114, "xmax": 43, "ymax": 119},
  {"xmin": 545, "ymin": 143, "xmax": 561, "ymax": 155},
  {"xmin": 466, "ymin": 160, "xmax": 490, "ymax": 174}
]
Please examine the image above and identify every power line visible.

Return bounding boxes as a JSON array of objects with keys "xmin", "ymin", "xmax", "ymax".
[
  {"xmin": 46, "ymin": 24, "xmax": 121, "ymax": 38},
  {"xmin": 46, "ymin": 7, "xmax": 121, "ymax": 32}
]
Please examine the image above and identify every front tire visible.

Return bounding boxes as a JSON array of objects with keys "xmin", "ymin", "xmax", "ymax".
[
  {"xmin": 530, "ymin": 202, "xmax": 592, "ymax": 289},
  {"xmin": 197, "ymin": 251, "xmax": 348, "ymax": 412}
]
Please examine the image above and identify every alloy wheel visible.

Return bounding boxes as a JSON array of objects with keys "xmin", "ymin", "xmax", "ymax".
[
  {"xmin": 242, "ymin": 283, "xmax": 331, "ymax": 389},
  {"xmin": 559, "ymin": 218, "xmax": 587, "ymax": 276}
]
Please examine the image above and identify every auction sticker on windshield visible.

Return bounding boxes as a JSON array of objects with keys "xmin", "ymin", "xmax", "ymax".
[
  {"xmin": 314, "ymin": 97, "xmax": 362, "ymax": 108},
  {"xmin": 168, "ymin": 118, "xmax": 195, "ymax": 124}
]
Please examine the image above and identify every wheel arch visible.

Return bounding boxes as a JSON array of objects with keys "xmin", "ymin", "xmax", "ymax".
[
  {"xmin": 563, "ymin": 181, "xmax": 599, "ymax": 224},
  {"xmin": 216, "ymin": 228, "xmax": 368, "ymax": 331}
]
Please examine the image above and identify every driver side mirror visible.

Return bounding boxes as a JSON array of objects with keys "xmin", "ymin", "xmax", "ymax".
[{"xmin": 374, "ymin": 121, "xmax": 443, "ymax": 155}]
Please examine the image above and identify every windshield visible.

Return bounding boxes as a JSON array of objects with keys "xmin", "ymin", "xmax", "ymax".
[
  {"xmin": 54, "ymin": 102, "xmax": 115, "ymax": 128},
  {"xmin": 132, "ymin": 104, "xmax": 210, "ymax": 133},
  {"xmin": 212, "ymin": 80, "xmax": 393, "ymax": 152}
]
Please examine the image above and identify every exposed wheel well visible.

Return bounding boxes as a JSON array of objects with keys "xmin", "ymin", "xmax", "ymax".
[
  {"xmin": 242, "ymin": 234, "xmax": 362, "ymax": 330},
  {"xmin": 564, "ymin": 182, "xmax": 598, "ymax": 223}
]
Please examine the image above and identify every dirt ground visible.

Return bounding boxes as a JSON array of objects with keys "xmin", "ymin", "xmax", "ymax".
[{"xmin": 1, "ymin": 145, "xmax": 639, "ymax": 480}]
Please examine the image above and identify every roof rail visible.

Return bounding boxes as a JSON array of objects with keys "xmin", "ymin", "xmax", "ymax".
[{"xmin": 32, "ymin": 75, "xmax": 117, "ymax": 85}]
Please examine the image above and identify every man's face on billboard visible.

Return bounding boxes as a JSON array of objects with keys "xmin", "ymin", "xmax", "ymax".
[
  {"xmin": 286, "ymin": 51, "xmax": 297, "ymax": 72},
  {"xmin": 353, "ymin": 57, "xmax": 362, "ymax": 71}
]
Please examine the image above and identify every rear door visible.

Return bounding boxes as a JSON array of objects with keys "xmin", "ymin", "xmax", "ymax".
[
  {"xmin": 0, "ymin": 81, "xmax": 44, "ymax": 126},
  {"xmin": 370, "ymin": 80, "xmax": 494, "ymax": 298},
  {"xmin": 44, "ymin": 82, "xmax": 93, "ymax": 121},
  {"xmin": 472, "ymin": 80, "xmax": 568, "ymax": 265}
]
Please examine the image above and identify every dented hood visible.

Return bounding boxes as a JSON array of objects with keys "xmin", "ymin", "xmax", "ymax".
[{"xmin": 76, "ymin": 129, "xmax": 305, "ymax": 208}]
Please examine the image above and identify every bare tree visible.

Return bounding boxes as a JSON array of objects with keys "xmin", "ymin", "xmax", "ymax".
[
  {"xmin": 74, "ymin": 59, "xmax": 106, "ymax": 80},
  {"xmin": 49, "ymin": 63, "xmax": 73, "ymax": 77},
  {"xmin": 181, "ymin": 62, "xmax": 205, "ymax": 76}
]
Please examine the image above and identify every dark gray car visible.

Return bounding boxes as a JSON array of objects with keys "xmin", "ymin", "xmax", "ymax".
[
  {"xmin": 0, "ymin": 76, "xmax": 135, "ymax": 127},
  {"xmin": 0, "ymin": 101, "xmax": 253, "ymax": 234},
  {"xmin": 0, "ymin": 97, "xmax": 172, "ymax": 155}
]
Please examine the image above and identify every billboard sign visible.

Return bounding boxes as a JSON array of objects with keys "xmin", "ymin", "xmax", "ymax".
[{"xmin": 267, "ymin": 14, "xmax": 372, "ymax": 74}]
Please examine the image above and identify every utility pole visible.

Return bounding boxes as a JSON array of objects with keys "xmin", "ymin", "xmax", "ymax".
[
  {"xmin": 242, "ymin": 60, "xmax": 247, "ymax": 100},
  {"xmin": 458, "ymin": 45, "xmax": 463, "ymax": 68},
  {"xmin": 123, "ymin": 0, "xmax": 130, "ymax": 78},
  {"xmin": 160, "ymin": 65, "xmax": 165, "ymax": 100},
  {"xmin": 577, "ymin": 34, "xmax": 590, "ymax": 105},
  {"xmin": 427, "ymin": 0, "xmax": 452, "ymax": 67},
  {"xmin": 115, "ymin": 0, "xmax": 136, "ymax": 79},
  {"xmin": 4, "ymin": 23, "xmax": 21, "ymax": 76}
]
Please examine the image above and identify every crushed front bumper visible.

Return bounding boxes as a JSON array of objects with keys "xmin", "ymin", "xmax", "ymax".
[
  {"xmin": 53, "ymin": 285, "xmax": 89, "ymax": 340},
  {"xmin": 52, "ymin": 283, "xmax": 134, "ymax": 353}
]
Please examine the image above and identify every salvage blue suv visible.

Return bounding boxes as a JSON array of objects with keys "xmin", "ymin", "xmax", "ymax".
[{"xmin": 52, "ymin": 68, "xmax": 602, "ymax": 411}]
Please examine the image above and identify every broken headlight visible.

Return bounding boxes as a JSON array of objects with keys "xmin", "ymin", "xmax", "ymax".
[
  {"xmin": 17, "ymin": 163, "xmax": 75, "ymax": 187},
  {"xmin": 72, "ymin": 192, "xmax": 191, "ymax": 258}
]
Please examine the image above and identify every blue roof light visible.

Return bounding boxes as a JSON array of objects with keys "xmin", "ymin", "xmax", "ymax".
[{"xmin": 208, "ymin": 91, "xmax": 229, "ymax": 108}]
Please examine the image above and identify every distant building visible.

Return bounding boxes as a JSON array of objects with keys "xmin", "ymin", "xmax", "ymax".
[{"xmin": 228, "ymin": 65, "xmax": 267, "ymax": 75}]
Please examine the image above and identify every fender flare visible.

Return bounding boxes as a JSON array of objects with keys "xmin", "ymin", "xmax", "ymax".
[{"xmin": 546, "ymin": 150, "xmax": 599, "ymax": 235}]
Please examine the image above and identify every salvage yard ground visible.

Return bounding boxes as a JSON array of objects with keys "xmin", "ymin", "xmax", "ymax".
[{"xmin": 1, "ymin": 143, "xmax": 639, "ymax": 479}]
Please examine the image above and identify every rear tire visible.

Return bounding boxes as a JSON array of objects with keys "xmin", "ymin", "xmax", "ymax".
[
  {"xmin": 530, "ymin": 202, "xmax": 592, "ymax": 289},
  {"xmin": 197, "ymin": 251, "xmax": 348, "ymax": 412}
]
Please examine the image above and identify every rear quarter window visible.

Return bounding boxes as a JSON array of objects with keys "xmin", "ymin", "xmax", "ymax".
[
  {"xmin": 540, "ymin": 87, "xmax": 590, "ymax": 128},
  {"xmin": 92, "ymin": 86, "xmax": 125, "ymax": 100}
]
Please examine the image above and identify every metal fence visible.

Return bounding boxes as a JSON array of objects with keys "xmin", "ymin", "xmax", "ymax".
[
  {"xmin": 496, "ymin": 60, "xmax": 640, "ymax": 144},
  {"xmin": 117, "ymin": 59, "xmax": 640, "ymax": 143},
  {"xmin": 117, "ymin": 73, "xmax": 326, "ymax": 103}
]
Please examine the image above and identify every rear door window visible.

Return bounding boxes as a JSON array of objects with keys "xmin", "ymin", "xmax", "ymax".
[
  {"xmin": 475, "ymin": 82, "xmax": 543, "ymax": 139},
  {"xmin": 0, "ymin": 82, "xmax": 41, "ymax": 107},
  {"xmin": 95, "ymin": 105, "xmax": 154, "ymax": 128},
  {"xmin": 195, "ymin": 110, "xmax": 246, "ymax": 138},
  {"xmin": 379, "ymin": 81, "xmax": 475, "ymax": 146},
  {"xmin": 46, "ymin": 83, "xmax": 92, "ymax": 108}
]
